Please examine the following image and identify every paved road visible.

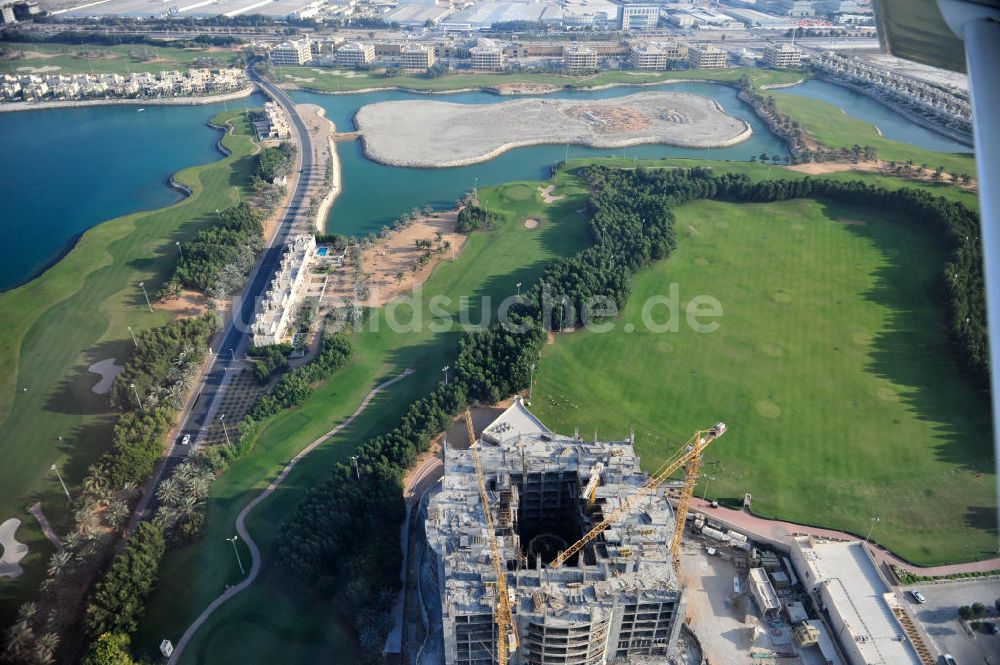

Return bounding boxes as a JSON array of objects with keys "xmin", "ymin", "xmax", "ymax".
[
  {"xmin": 167, "ymin": 368, "xmax": 414, "ymax": 665},
  {"xmin": 132, "ymin": 69, "xmax": 315, "ymax": 524}
]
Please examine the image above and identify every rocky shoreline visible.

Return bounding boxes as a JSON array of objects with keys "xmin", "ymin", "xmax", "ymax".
[{"xmin": 0, "ymin": 86, "xmax": 256, "ymax": 113}]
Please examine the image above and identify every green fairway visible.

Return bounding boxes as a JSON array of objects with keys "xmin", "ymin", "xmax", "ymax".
[
  {"xmin": 277, "ymin": 65, "xmax": 804, "ymax": 94},
  {"xmin": 770, "ymin": 91, "xmax": 976, "ymax": 178},
  {"xmin": 135, "ymin": 181, "xmax": 591, "ymax": 662},
  {"xmin": 0, "ymin": 42, "xmax": 242, "ymax": 75},
  {"xmin": 530, "ymin": 194, "xmax": 995, "ymax": 565},
  {"xmin": 0, "ymin": 109, "xmax": 256, "ymax": 624}
]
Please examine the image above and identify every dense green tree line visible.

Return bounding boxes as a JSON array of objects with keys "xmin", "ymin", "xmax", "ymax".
[
  {"xmin": 86, "ymin": 523, "xmax": 165, "ymax": 637},
  {"xmin": 456, "ymin": 204, "xmax": 503, "ymax": 233},
  {"xmin": 249, "ymin": 343, "xmax": 291, "ymax": 384},
  {"xmin": 276, "ymin": 166, "xmax": 984, "ymax": 660},
  {"xmin": 1, "ymin": 30, "xmax": 244, "ymax": 47},
  {"xmin": 168, "ymin": 203, "xmax": 263, "ymax": 296}
]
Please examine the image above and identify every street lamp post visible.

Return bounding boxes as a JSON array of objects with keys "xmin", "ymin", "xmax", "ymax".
[
  {"xmin": 175, "ymin": 242, "xmax": 183, "ymax": 258},
  {"xmin": 127, "ymin": 326, "xmax": 138, "ymax": 348},
  {"xmin": 516, "ymin": 282, "xmax": 522, "ymax": 299},
  {"xmin": 51, "ymin": 462, "xmax": 71, "ymax": 502},
  {"xmin": 220, "ymin": 414, "xmax": 231, "ymax": 446},
  {"xmin": 442, "ymin": 365, "xmax": 450, "ymax": 386},
  {"xmin": 227, "ymin": 535, "xmax": 245, "ymax": 575},
  {"xmin": 234, "ymin": 186, "xmax": 241, "ymax": 203},
  {"xmin": 130, "ymin": 382, "xmax": 143, "ymax": 412},
  {"xmin": 864, "ymin": 516, "xmax": 881, "ymax": 543},
  {"xmin": 701, "ymin": 476, "xmax": 717, "ymax": 501},
  {"xmin": 138, "ymin": 281, "xmax": 152, "ymax": 312},
  {"xmin": 529, "ymin": 362, "xmax": 536, "ymax": 400},
  {"xmin": 351, "ymin": 455, "xmax": 360, "ymax": 480}
]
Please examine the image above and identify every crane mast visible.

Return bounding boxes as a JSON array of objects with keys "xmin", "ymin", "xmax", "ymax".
[
  {"xmin": 549, "ymin": 423, "xmax": 726, "ymax": 570},
  {"xmin": 466, "ymin": 410, "xmax": 519, "ymax": 665}
]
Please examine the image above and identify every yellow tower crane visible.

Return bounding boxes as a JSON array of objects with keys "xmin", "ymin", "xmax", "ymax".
[
  {"xmin": 466, "ymin": 410, "xmax": 519, "ymax": 665},
  {"xmin": 549, "ymin": 422, "xmax": 727, "ymax": 570}
]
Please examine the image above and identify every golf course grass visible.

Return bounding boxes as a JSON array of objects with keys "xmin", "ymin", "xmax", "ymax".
[
  {"xmin": 135, "ymin": 181, "xmax": 591, "ymax": 662},
  {"xmin": 276, "ymin": 65, "xmax": 804, "ymax": 94},
  {"xmin": 0, "ymin": 108, "xmax": 256, "ymax": 625},
  {"xmin": 771, "ymin": 91, "xmax": 976, "ymax": 178},
  {"xmin": 0, "ymin": 42, "xmax": 242, "ymax": 75},
  {"xmin": 137, "ymin": 158, "xmax": 992, "ymax": 664},
  {"xmin": 530, "ymin": 192, "xmax": 994, "ymax": 566}
]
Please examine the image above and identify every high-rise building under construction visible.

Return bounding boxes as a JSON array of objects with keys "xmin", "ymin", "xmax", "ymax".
[{"xmin": 425, "ymin": 398, "xmax": 685, "ymax": 665}]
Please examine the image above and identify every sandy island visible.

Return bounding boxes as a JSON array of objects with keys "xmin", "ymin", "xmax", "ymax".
[{"xmin": 355, "ymin": 91, "xmax": 751, "ymax": 168}]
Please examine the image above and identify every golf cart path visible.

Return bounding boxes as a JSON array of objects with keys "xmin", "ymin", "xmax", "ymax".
[{"xmin": 167, "ymin": 367, "xmax": 414, "ymax": 664}]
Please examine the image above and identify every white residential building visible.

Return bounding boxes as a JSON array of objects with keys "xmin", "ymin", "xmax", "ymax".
[
  {"xmin": 336, "ymin": 42, "xmax": 375, "ymax": 68},
  {"xmin": 629, "ymin": 41, "xmax": 687, "ymax": 70},
  {"xmin": 688, "ymin": 45, "xmax": 728, "ymax": 69},
  {"xmin": 270, "ymin": 39, "xmax": 312, "ymax": 66},
  {"xmin": 400, "ymin": 43, "xmax": 436, "ymax": 69},
  {"xmin": 251, "ymin": 234, "xmax": 316, "ymax": 347},
  {"xmin": 563, "ymin": 45, "xmax": 597, "ymax": 71},
  {"xmin": 763, "ymin": 43, "xmax": 802, "ymax": 68},
  {"xmin": 469, "ymin": 38, "xmax": 505, "ymax": 71}
]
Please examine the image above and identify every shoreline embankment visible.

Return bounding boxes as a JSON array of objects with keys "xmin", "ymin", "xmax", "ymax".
[
  {"xmin": 0, "ymin": 85, "xmax": 256, "ymax": 113},
  {"xmin": 302, "ymin": 104, "xmax": 342, "ymax": 233},
  {"xmin": 283, "ymin": 75, "xmax": 751, "ymax": 98}
]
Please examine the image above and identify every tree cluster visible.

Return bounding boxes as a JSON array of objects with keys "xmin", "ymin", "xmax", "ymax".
[
  {"xmin": 456, "ymin": 204, "xmax": 503, "ymax": 233},
  {"xmin": 255, "ymin": 142, "xmax": 296, "ymax": 182},
  {"xmin": 250, "ymin": 343, "xmax": 290, "ymax": 385},
  {"xmin": 86, "ymin": 523, "xmax": 165, "ymax": 637},
  {"xmin": 170, "ymin": 203, "xmax": 263, "ymax": 296}
]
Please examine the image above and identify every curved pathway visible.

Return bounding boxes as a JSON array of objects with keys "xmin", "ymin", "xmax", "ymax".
[
  {"xmin": 167, "ymin": 368, "xmax": 414, "ymax": 664},
  {"xmin": 684, "ymin": 496, "xmax": 1000, "ymax": 576}
]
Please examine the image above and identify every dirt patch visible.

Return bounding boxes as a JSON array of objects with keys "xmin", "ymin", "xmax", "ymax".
[
  {"xmin": 157, "ymin": 289, "xmax": 209, "ymax": 318},
  {"xmin": 327, "ymin": 212, "xmax": 467, "ymax": 308},
  {"xmin": 523, "ymin": 218, "xmax": 540, "ymax": 229},
  {"xmin": 494, "ymin": 82, "xmax": 561, "ymax": 95},
  {"xmin": 539, "ymin": 184, "xmax": 564, "ymax": 204},
  {"xmin": 785, "ymin": 160, "xmax": 882, "ymax": 175}
]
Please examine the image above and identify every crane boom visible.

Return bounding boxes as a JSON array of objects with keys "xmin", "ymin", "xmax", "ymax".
[
  {"xmin": 467, "ymin": 410, "xmax": 519, "ymax": 664},
  {"xmin": 549, "ymin": 423, "xmax": 726, "ymax": 569}
]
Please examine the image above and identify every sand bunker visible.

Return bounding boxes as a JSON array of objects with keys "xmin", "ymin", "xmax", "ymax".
[
  {"xmin": 355, "ymin": 91, "xmax": 751, "ymax": 168},
  {"xmin": 539, "ymin": 185, "xmax": 564, "ymax": 203},
  {"xmin": 16, "ymin": 65, "xmax": 61, "ymax": 73},
  {"xmin": 0, "ymin": 518, "xmax": 29, "ymax": 580},
  {"xmin": 89, "ymin": 358, "xmax": 123, "ymax": 395},
  {"xmin": 524, "ymin": 219, "xmax": 540, "ymax": 229}
]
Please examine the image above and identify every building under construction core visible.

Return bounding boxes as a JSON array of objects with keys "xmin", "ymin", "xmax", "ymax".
[{"xmin": 425, "ymin": 398, "xmax": 686, "ymax": 665}]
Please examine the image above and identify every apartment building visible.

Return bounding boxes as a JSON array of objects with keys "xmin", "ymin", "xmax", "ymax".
[
  {"xmin": 563, "ymin": 45, "xmax": 597, "ymax": 71},
  {"xmin": 270, "ymin": 39, "xmax": 312, "ymax": 66},
  {"xmin": 629, "ymin": 41, "xmax": 687, "ymax": 70},
  {"xmin": 400, "ymin": 43, "xmax": 436, "ymax": 69},
  {"xmin": 336, "ymin": 41, "xmax": 376, "ymax": 68},
  {"xmin": 688, "ymin": 44, "xmax": 728, "ymax": 69},
  {"xmin": 469, "ymin": 38, "xmax": 505, "ymax": 71},
  {"xmin": 763, "ymin": 43, "xmax": 802, "ymax": 68}
]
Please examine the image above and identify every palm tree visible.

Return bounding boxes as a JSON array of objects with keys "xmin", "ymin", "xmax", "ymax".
[
  {"xmin": 154, "ymin": 505, "xmax": 180, "ymax": 530},
  {"xmin": 3, "ymin": 620, "xmax": 34, "ymax": 657},
  {"xmin": 74, "ymin": 505, "xmax": 99, "ymax": 537},
  {"xmin": 178, "ymin": 494, "xmax": 201, "ymax": 521},
  {"xmin": 46, "ymin": 551, "xmax": 72, "ymax": 578},
  {"xmin": 16, "ymin": 603, "xmax": 36, "ymax": 624},
  {"xmin": 104, "ymin": 501, "xmax": 129, "ymax": 529},
  {"xmin": 156, "ymin": 478, "xmax": 181, "ymax": 506},
  {"xmin": 35, "ymin": 632, "xmax": 60, "ymax": 663}
]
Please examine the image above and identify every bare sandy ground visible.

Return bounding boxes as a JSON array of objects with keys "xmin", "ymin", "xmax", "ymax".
[
  {"xmin": 356, "ymin": 91, "xmax": 751, "ymax": 168},
  {"xmin": 784, "ymin": 160, "xmax": 976, "ymax": 191},
  {"xmin": 324, "ymin": 212, "xmax": 467, "ymax": 308},
  {"xmin": 156, "ymin": 289, "xmax": 209, "ymax": 317}
]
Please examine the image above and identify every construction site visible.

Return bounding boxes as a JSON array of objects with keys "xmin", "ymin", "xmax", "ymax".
[{"xmin": 423, "ymin": 398, "xmax": 725, "ymax": 665}]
